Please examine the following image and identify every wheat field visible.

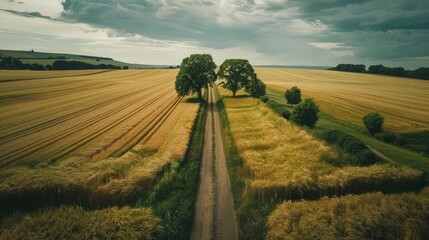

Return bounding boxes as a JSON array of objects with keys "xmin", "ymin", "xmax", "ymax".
[
  {"xmin": 267, "ymin": 187, "xmax": 429, "ymax": 240},
  {"xmin": 0, "ymin": 206, "xmax": 162, "ymax": 239},
  {"xmin": 218, "ymin": 86, "xmax": 423, "ymax": 201},
  {"xmin": 256, "ymin": 68, "xmax": 429, "ymax": 133},
  {"xmin": 0, "ymin": 69, "xmax": 199, "ymax": 208}
]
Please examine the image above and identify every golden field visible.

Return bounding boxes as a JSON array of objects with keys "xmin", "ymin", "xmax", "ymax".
[
  {"xmin": 0, "ymin": 206, "xmax": 161, "ymax": 240},
  {"xmin": 256, "ymin": 68, "xmax": 429, "ymax": 133},
  {"xmin": 0, "ymin": 69, "xmax": 199, "ymax": 208},
  {"xmin": 267, "ymin": 188, "xmax": 429, "ymax": 240},
  {"xmin": 217, "ymin": 86, "xmax": 423, "ymax": 200}
]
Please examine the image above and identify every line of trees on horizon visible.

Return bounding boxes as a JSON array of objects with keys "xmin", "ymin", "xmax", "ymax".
[
  {"xmin": 330, "ymin": 63, "xmax": 429, "ymax": 80},
  {"xmin": 0, "ymin": 57, "xmax": 126, "ymax": 70}
]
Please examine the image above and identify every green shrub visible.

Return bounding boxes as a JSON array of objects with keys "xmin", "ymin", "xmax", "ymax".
[
  {"xmin": 246, "ymin": 78, "xmax": 266, "ymax": 98},
  {"xmin": 363, "ymin": 112, "xmax": 384, "ymax": 135},
  {"xmin": 290, "ymin": 98, "xmax": 319, "ymax": 127},
  {"xmin": 284, "ymin": 86, "xmax": 301, "ymax": 104},
  {"xmin": 266, "ymin": 100, "xmax": 291, "ymax": 120},
  {"xmin": 259, "ymin": 96, "xmax": 269, "ymax": 103},
  {"xmin": 394, "ymin": 136, "xmax": 408, "ymax": 146},
  {"xmin": 395, "ymin": 131, "xmax": 429, "ymax": 156},
  {"xmin": 375, "ymin": 132, "xmax": 396, "ymax": 143},
  {"xmin": 322, "ymin": 130, "xmax": 380, "ymax": 166}
]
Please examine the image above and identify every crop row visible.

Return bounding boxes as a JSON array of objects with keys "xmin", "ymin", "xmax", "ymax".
[
  {"xmin": 0, "ymin": 69, "xmax": 200, "ymax": 212},
  {"xmin": 0, "ymin": 70, "xmax": 177, "ymax": 167},
  {"xmin": 218, "ymin": 86, "xmax": 424, "ymax": 202}
]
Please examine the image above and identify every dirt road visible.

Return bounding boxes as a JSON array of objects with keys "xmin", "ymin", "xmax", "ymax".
[{"xmin": 191, "ymin": 87, "xmax": 238, "ymax": 240}]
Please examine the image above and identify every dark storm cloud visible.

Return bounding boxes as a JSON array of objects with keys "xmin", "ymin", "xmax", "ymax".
[
  {"xmin": 0, "ymin": 9, "xmax": 53, "ymax": 20},
  {"xmin": 5, "ymin": 0, "xmax": 427, "ymax": 67},
  {"xmin": 59, "ymin": 0, "xmax": 260, "ymax": 49},
  {"xmin": 287, "ymin": 0, "xmax": 429, "ymax": 63}
]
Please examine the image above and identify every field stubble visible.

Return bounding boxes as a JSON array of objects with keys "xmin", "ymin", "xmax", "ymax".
[
  {"xmin": 256, "ymin": 68, "xmax": 429, "ymax": 133},
  {"xmin": 0, "ymin": 69, "xmax": 199, "ymax": 210}
]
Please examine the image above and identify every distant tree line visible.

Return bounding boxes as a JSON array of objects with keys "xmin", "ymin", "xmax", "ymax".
[
  {"xmin": 0, "ymin": 57, "xmax": 125, "ymax": 70},
  {"xmin": 330, "ymin": 64, "xmax": 429, "ymax": 80},
  {"xmin": 330, "ymin": 64, "xmax": 366, "ymax": 73},
  {"xmin": 52, "ymin": 60, "xmax": 121, "ymax": 70}
]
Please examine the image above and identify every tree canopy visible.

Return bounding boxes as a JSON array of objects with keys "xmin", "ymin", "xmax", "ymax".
[
  {"xmin": 245, "ymin": 78, "xmax": 266, "ymax": 98},
  {"xmin": 291, "ymin": 98, "xmax": 320, "ymax": 127},
  {"xmin": 218, "ymin": 59, "xmax": 257, "ymax": 97},
  {"xmin": 363, "ymin": 112, "xmax": 384, "ymax": 135},
  {"xmin": 175, "ymin": 54, "xmax": 217, "ymax": 101},
  {"xmin": 285, "ymin": 86, "xmax": 302, "ymax": 105}
]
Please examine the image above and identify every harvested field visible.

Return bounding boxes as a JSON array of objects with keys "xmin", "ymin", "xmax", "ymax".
[
  {"xmin": 0, "ymin": 69, "xmax": 199, "ymax": 209},
  {"xmin": 218, "ymin": 86, "xmax": 424, "ymax": 201},
  {"xmin": 256, "ymin": 68, "xmax": 429, "ymax": 133},
  {"xmin": 0, "ymin": 69, "xmax": 185, "ymax": 167}
]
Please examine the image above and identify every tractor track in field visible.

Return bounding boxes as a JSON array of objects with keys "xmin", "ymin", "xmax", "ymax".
[
  {"xmin": 0, "ymin": 87, "xmax": 178, "ymax": 167},
  {"xmin": 0, "ymin": 83, "xmax": 171, "ymax": 143}
]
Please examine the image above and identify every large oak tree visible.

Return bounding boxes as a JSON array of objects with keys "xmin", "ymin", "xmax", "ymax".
[
  {"xmin": 175, "ymin": 54, "xmax": 216, "ymax": 101},
  {"xmin": 218, "ymin": 59, "xmax": 258, "ymax": 97}
]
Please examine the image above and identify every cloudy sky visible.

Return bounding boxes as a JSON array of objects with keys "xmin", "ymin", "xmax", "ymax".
[{"xmin": 0, "ymin": 0, "xmax": 428, "ymax": 68}]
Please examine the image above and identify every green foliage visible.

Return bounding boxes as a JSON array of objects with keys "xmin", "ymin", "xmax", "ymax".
[
  {"xmin": 330, "ymin": 63, "xmax": 366, "ymax": 73},
  {"xmin": 284, "ymin": 86, "xmax": 301, "ymax": 104},
  {"xmin": 266, "ymin": 100, "xmax": 291, "ymax": 119},
  {"xmin": 375, "ymin": 131, "xmax": 396, "ymax": 143},
  {"xmin": 259, "ymin": 96, "xmax": 269, "ymax": 103},
  {"xmin": 395, "ymin": 131, "xmax": 429, "ymax": 156},
  {"xmin": 122, "ymin": 65, "xmax": 129, "ymax": 70},
  {"xmin": 0, "ymin": 57, "xmax": 25, "ymax": 70},
  {"xmin": 52, "ymin": 60, "xmax": 120, "ymax": 70},
  {"xmin": 363, "ymin": 112, "xmax": 384, "ymax": 135},
  {"xmin": 245, "ymin": 78, "xmax": 266, "ymax": 98},
  {"xmin": 175, "ymin": 54, "xmax": 216, "ymax": 100},
  {"xmin": 323, "ymin": 130, "xmax": 380, "ymax": 166},
  {"xmin": 218, "ymin": 59, "xmax": 257, "ymax": 97},
  {"xmin": 290, "ymin": 98, "xmax": 319, "ymax": 127}
]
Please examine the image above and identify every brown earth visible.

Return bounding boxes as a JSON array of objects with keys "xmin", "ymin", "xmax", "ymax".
[{"xmin": 191, "ymin": 87, "xmax": 238, "ymax": 240}]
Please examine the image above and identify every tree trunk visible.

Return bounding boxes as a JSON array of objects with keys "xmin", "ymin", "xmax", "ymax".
[
  {"xmin": 232, "ymin": 91, "xmax": 236, "ymax": 97},
  {"xmin": 197, "ymin": 88, "xmax": 203, "ymax": 102}
]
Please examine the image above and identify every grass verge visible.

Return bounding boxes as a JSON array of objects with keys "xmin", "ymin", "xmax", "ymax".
[
  {"xmin": 214, "ymin": 86, "xmax": 276, "ymax": 240},
  {"xmin": 267, "ymin": 86, "xmax": 429, "ymax": 174}
]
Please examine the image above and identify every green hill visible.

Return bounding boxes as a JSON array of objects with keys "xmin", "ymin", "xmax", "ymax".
[{"xmin": 0, "ymin": 49, "xmax": 166, "ymax": 69}]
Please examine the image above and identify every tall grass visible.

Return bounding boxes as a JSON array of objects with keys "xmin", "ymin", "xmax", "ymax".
[
  {"xmin": 0, "ymin": 206, "xmax": 162, "ymax": 240},
  {"xmin": 217, "ymin": 86, "xmax": 424, "ymax": 202},
  {"xmin": 267, "ymin": 188, "xmax": 429, "ymax": 240}
]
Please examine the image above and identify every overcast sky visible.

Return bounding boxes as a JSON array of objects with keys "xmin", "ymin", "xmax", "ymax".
[{"xmin": 0, "ymin": 0, "xmax": 428, "ymax": 68}]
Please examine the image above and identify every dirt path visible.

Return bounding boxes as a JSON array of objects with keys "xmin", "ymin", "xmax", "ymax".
[
  {"xmin": 191, "ymin": 87, "xmax": 238, "ymax": 240},
  {"xmin": 368, "ymin": 146, "xmax": 398, "ymax": 165}
]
